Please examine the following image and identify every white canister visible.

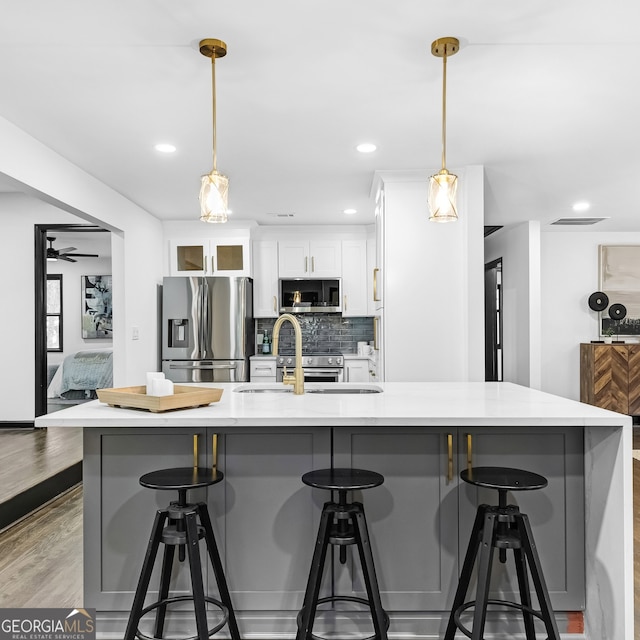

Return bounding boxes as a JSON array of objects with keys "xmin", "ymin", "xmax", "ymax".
[{"xmin": 146, "ymin": 372, "xmax": 165, "ymax": 394}]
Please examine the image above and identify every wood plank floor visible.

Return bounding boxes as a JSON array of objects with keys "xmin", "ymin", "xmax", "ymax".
[
  {"xmin": 0, "ymin": 485, "xmax": 83, "ymax": 607},
  {"xmin": 0, "ymin": 427, "xmax": 82, "ymax": 501}
]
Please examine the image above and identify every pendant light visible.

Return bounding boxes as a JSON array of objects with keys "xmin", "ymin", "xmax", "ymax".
[
  {"xmin": 428, "ymin": 37, "xmax": 459, "ymax": 223},
  {"xmin": 199, "ymin": 38, "xmax": 229, "ymax": 223}
]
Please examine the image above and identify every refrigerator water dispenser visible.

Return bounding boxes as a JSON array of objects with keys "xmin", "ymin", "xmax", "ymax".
[{"xmin": 168, "ymin": 318, "xmax": 190, "ymax": 348}]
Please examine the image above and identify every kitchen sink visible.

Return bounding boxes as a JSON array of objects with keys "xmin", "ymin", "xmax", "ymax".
[{"xmin": 234, "ymin": 384, "xmax": 383, "ymax": 394}]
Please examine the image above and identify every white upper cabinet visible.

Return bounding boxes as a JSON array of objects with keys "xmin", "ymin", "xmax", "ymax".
[
  {"xmin": 341, "ymin": 240, "xmax": 368, "ymax": 317},
  {"xmin": 278, "ymin": 240, "xmax": 342, "ymax": 278},
  {"xmin": 252, "ymin": 240, "xmax": 279, "ymax": 317},
  {"xmin": 169, "ymin": 237, "xmax": 251, "ymax": 277}
]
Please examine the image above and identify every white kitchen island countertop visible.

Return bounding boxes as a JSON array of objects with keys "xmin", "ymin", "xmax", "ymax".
[{"xmin": 35, "ymin": 381, "xmax": 628, "ymax": 428}]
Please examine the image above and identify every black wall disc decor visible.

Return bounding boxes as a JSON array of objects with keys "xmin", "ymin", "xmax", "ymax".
[
  {"xmin": 609, "ymin": 303, "xmax": 627, "ymax": 320},
  {"xmin": 588, "ymin": 291, "xmax": 609, "ymax": 312}
]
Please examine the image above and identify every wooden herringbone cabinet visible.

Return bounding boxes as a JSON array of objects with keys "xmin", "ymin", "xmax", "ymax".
[{"xmin": 580, "ymin": 343, "xmax": 640, "ymax": 415}]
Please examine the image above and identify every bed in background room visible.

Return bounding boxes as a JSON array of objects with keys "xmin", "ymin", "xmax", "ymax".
[{"xmin": 47, "ymin": 349, "xmax": 113, "ymax": 413}]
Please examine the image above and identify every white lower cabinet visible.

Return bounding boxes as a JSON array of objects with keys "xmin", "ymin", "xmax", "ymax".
[
  {"xmin": 344, "ymin": 357, "xmax": 370, "ymax": 382},
  {"xmin": 250, "ymin": 356, "xmax": 277, "ymax": 381}
]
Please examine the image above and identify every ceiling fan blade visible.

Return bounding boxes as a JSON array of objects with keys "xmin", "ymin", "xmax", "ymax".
[
  {"xmin": 59, "ymin": 255, "xmax": 76, "ymax": 262},
  {"xmin": 64, "ymin": 252, "xmax": 99, "ymax": 258},
  {"xmin": 57, "ymin": 246, "xmax": 76, "ymax": 254}
]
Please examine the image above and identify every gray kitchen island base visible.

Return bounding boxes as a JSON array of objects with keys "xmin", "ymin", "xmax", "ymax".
[{"xmin": 36, "ymin": 382, "xmax": 633, "ymax": 639}]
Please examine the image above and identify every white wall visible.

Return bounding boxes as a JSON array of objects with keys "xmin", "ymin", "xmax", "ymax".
[
  {"xmin": 377, "ymin": 166, "xmax": 485, "ymax": 382},
  {"xmin": 0, "ymin": 196, "xmax": 80, "ymax": 420},
  {"xmin": 540, "ymin": 231, "xmax": 640, "ymax": 401},
  {"xmin": 485, "ymin": 221, "xmax": 542, "ymax": 389},
  {"xmin": 0, "ymin": 114, "xmax": 164, "ymax": 422}
]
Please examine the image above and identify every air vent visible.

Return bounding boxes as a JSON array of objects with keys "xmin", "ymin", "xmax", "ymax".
[
  {"xmin": 267, "ymin": 213, "xmax": 295, "ymax": 218},
  {"xmin": 550, "ymin": 217, "xmax": 608, "ymax": 226}
]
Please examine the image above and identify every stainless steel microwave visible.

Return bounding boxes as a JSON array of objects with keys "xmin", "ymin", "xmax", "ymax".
[{"xmin": 279, "ymin": 278, "xmax": 342, "ymax": 313}]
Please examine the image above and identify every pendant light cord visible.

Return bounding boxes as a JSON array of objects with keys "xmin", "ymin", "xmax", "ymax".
[
  {"xmin": 441, "ymin": 50, "xmax": 448, "ymax": 171},
  {"xmin": 211, "ymin": 56, "xmax": 217, "ymax": 172}
]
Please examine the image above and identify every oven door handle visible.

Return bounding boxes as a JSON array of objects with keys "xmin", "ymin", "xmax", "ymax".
[
  {"xmin": 169, "ymin": 363, "xmax": 238, "ymax": 370},
  {"xmin": 302, "ymin": 368, "xmax": 343, "ymax": 377}
]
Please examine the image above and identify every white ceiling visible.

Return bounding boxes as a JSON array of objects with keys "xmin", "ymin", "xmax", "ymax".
[{"xmin": 1, "ymin": 0, "xmax": 639, "ymax": 231}]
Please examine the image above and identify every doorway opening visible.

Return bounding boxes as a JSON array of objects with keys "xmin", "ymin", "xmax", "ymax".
[
  {"xmin": 34, "ymin": 224, "xmax": 112, "ymax": 417},
  {"xmin": 484, "ymin": 257, "xmax": 503, "ymax": 382}
]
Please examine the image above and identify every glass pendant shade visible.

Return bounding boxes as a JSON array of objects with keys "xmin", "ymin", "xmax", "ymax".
[
  {"xmin": 428, "ymin": 169, "xmax": 458, "ymax": 222},
  {"xmin": 199, "ymin": 169, "xmax": 229, "ymax": 223}
]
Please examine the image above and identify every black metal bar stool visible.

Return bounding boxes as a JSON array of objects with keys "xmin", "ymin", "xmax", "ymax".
[
  {"xmin": 444, "ymin": 466, "xmax": 560, "ymax": 640},
  {"xmin": 124, "ymin": 467, "xmax": 241, "ymax": 640},
  {"xmin": 296, "ymin": 468, "xmax": 389, "ymax": 640}
]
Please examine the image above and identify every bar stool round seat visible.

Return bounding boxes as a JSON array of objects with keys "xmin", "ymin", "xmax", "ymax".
[
  {"xmin": 445, "ymin": 466, "xmax": 560, "ymax": 640},
  {"xmin": 460, "ymin": 466, "xmax": 548, "ymax": 492},
  {"xmin": 140, "ymin": 467, "xmax": 223, "ymax": 491},
  {"xmin": 124, "ymin": 467, "xmax": 241, "ymax": 640},
  {"xmin": 296, "ymin": 468, "xmax": 389, "ymax": 640},
  {"xmin": 302, "ymin": 468, "xmax": 384, "ymax": 492}
]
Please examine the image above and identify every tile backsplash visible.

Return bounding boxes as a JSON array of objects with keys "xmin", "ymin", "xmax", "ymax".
[{"xmin": 256, "ymin": 315, "xmax": 374, "ymax": 354}]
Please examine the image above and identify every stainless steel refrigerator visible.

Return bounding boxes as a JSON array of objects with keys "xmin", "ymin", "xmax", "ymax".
[{"xmin": 161, "ymin": 276, "xmax": 254, "ymax": 383}]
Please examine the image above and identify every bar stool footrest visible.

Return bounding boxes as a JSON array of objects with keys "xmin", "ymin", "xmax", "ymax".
[
  {"xmin": 297, "ymin": 595, "xmax": 390, "ymax": 640},
  {"xmin": 453, "ymin": 598, "xmax": 549, "ymax": 639},
  {"xmin": 134, "ymin": 594, "xmax": 229, "ymax": 640}
]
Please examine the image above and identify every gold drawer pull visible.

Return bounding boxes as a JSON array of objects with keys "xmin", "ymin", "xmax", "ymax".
[{"xmin": 193, "ymin": 434, "xmax": 199, "ymax": 468}]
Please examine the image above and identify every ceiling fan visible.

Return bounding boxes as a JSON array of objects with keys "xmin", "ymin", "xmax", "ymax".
[{"xmin": 46, "ymin": 236, "xmax": 99, "ymax": 263}]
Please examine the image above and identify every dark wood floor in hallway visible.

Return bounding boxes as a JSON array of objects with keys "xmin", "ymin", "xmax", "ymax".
[{"xmin": 0, "ymin": 427, "xmax": 638, "ymax": 636}]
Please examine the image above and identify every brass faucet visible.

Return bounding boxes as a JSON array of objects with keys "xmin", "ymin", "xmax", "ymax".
[{"xmin": 272, "ymin": 313, "xmax": 305, "ymax": 395}]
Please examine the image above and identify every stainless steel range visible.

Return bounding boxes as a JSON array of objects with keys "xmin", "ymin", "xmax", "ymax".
[{"xmin": 276, "ymin": 354, "xmax": 344, "ymax": 383}]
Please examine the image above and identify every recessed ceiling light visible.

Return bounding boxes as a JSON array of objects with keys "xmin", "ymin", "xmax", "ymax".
[
  {"xmin": 356, "ymin": 143, "xmax": 377, "ymax": 153},
  {"xmin": 343, "ymin": 208, "xmax": 357, "ymax": 215},
  {"xmin": 155, "ymin": 143, "xmax": 176, "ymax": 153},
  {"xmin": 572, "ymin": 201, "xmax": 590, "ymax": 212}
]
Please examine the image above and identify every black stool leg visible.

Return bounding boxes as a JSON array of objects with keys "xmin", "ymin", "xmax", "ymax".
[
  {"xmin": 184, "ymin": 510, "xmax": 209, "ymax": 640},
  {"xmin": 124, "ymin": 509, "xmax": 168, "ymax": 640},
  {"xmin": 517, "ymin": 513, "xmax": 561, "ymax": 640},
  {"xmin": 471, "ymin": 511, "xmax": 498, "ymax": 640},
  {"xmin": 512, "ymin": 545, "xmax": 536, "ymax": 640},
  {"xmin": 444, "ymin": 505, "xmax": 488, "ymax": 640},
  {"xmin": 351, "ymin": 503, "xmax": 388, "ymax": 640},
  {"xmin": 153, "ymin": 538, "xmax": 176, "ymax": 638},
  {"xmin": 196, "ymin": 502, "xmax": 242, "ymax": 640},
  {"xmin": 296, "ymin": 503, "xmax": 333, "ymax": 640}
]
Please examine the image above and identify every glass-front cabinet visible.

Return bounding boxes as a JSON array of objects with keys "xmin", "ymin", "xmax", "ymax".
[{"xmin": 170, "ymin": 238, "xmax": 251, "ymax": 277}]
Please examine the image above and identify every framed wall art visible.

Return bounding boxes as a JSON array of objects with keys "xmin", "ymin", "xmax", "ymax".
[
  {"xmin": 82, "ymin": 274, "xmax": 113, "ymax": 339},
  {"xmin": 598, "ymin": 245, "xmax": 640, "ymax": 336}
]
